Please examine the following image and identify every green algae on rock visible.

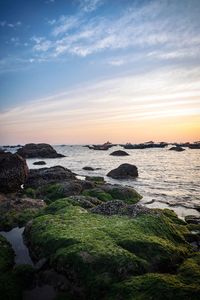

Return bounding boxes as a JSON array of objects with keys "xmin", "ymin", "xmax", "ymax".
[
  {"xmin": 24, "ymin": 199, "xmax": 196, "ymax": 299},
  {"xmin": 83, "ymin": 184, "xmax": 142, "ymax": 204}
]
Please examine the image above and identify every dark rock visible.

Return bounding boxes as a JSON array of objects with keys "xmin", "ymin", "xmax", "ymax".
[
  {"xmin": 25, "ymin": 166, "xmax": 76, "ymax": 188},
  {"xmin": 185, "ymin": 215, "xmax": 200, "ymax": 225},
  {"xmin": 33, "ymin": 161, "xmax": 46, "ymax": 165},
  {"xmin": 169, "ymin": 146, "xmax": 185, "ymax": 152},
  {"xmin": 17, "ymin": 143, "xmax": 65, "ymax": 158},
  {"xmin": 90, "ymin": 200, "xmax": 125, "ymax": 215},
  {"xmin": 85, "ymin": 176, "xmax": 105, "ymax": 183},
  {"xmin": 0, "ymin": 152, "xmax": 29, "ymax": 193},
  {"xmin": 107, "ymin": 163, "xmax": 138, "ymax": 179},
  {"xmin": 83, "ymin": 166, "xmax": 94, "ymax": 171},
  {"xmin": 67, "ymin": 195, "xmax": 102, "ymax": 209},
  {"xmin": 90, "ymin": 200, "xmax": 151, "ymax": 217},
  {"xmin": 110, "ymin": 150, "xmax": 129, "ymax": 156}
]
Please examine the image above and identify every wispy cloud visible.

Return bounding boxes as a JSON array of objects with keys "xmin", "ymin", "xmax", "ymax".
[
  {"xmin": 1, "ymin": 66, "xmax": 199, "ymax": 135},
  {"xmin": 0, "ymin": 21, "xmax": 22, "ymax": 28},
  {"xmin": 78, "ymin": 0, "xmax": 104, "ymax": 12},
  {"xmin": 30, "ymin": 0, "xmax": 200, "ymax": 61}
]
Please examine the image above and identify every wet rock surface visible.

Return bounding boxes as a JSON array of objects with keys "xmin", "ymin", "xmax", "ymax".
[
  {"xmin": 0, "ymin": 152, "xmax": 29, "ymax": 193},
  {"xmin": 17, "ymin": 143, "xmax": 65, "ymax": 158},
  {"xmin": 107, "ymin": 163, "xmax": 138, "ymax": 179}
]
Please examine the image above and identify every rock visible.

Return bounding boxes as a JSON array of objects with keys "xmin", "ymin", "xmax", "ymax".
[
  {"xmin": 85, "ymin": 176, "xmax": 105, "ymax": 183},
  {"xmin": 17, "ymin": 143, "xmax": 65, "ymax": 158},
  {"xmin": 24, "ymin": 200, "xmax": 198, "ymax": 299},
  {"xmin": 0, "ymin": 152, "xmax": 29, "ymax": 193},
  {"xmin": 33, "ymin": 161, "xmax": 46, "ymax": 165},
  {"xmin": 83, "ymin": 166, "xmax": 94, "ymax": 171},
  {"xmin": 90, "ymin": 200, "xmax": 125, "ymax": 215},
  {"xmin": 169, "ymin": 146, "xmax": 185, "ymax": 152},
  {"xmin": 107, "ymin": 163, "xmax": 138, "ymax": 179},
  {"xmin": 0, "ymin": 193, "xmax": 45, "ymax": 230},
  {"xmin": 67, "ymin": 195, "xmax": 102, "ymax": 209},
  {"xmin": 25, "ymin": 166, "xmax": 76, "ymax": 188},
  {"xmin": 110, "ymin": 150, "xmax": 129, "ymax": 156},
  {"xmin": 185, "ymin": 215, "xmax": 200, "ymax": 224},
  {"xmin": 83, "ymin": 183, "xmax": 142, "ymax": 204},
  {"xmin": 90, "ymin": 200, "xmax": 151, "ymax": 217}
]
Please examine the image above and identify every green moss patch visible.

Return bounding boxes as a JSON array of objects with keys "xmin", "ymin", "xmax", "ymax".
[{"xmin": 25, "ymin": 200, "xmax": 194, "ymax": 299}]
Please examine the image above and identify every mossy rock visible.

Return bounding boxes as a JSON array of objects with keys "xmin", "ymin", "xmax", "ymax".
[
  {"xmin": 83, "ymin": 184, "xmax": 142, "ymax": 204},
  {"xmin": 107, "ymin": 272, "xmax": 200, "ymax": 300},
  {"xmin": 0, "ymin": 235, "xmax": 23, "ymax": 300},
  {"xmin": 25, "ymin": 200, "xmax": 193, "ymax": 299},
  {"xmin": 0, "ymin": 235, "xmax": 14, "ymax": 272},
  {"xmin": 0, "ymin": 208, "xmax": 41, "ymax": 231}
]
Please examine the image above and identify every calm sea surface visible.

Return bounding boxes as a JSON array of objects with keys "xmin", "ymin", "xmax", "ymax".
[{"xmin": 24, "ymin": 145, "xmax": 200, "ymax": 219}]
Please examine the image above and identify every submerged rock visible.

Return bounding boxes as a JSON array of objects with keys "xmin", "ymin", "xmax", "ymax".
[
  {"xmin": 110, "ymin": 150, "xmax": 129, "ymax": 156},
  {"xmin": 33, "ymin": 161, "xmax": 46, "ymax": 165},
  {"xmin": 82, "ymin": 166, "xmax": 94, "ymax": 171},
  {"xmin": 17, "ymin": 143, "xmax": 65, "ymax": 158},
  {"xmin": 0, "ymin": 152, "xmax": 29, "ymax": 193},
  {"xmin": 107, "ymin": 163, "xmax": 138, "ymax": 179}
]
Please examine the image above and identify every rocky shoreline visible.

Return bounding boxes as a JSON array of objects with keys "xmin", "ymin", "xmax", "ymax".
[{"xmin": 0, "ymin": 145, "xmax": 200, "ymax": 299}]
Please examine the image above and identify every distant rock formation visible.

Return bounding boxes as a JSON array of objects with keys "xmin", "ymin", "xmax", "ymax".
[{"xmin": 17, "ymin": 143, "xmax": 65, "ymax": 158}]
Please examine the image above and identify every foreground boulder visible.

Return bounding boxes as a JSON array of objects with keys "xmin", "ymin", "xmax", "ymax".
[
  {"xmin": 17, "ymin": 143, "xmax": 65, "ymax": 158},
  {"xmin": 107, "ymin": 163, "xmax": 138, "ymax": 179},
  {"xmin": 24, "ymin": 199, "xmax": 198, "ymax": 299},
  {"xmin": 0, "ymin": 193, "xmax": 45, "ymax": 230},
  {"xmin": 25, "ymin": 166, "xmax": 76, "ymax": 188},
  {"xmin": 0, "ymin": 152, "xmax": 29, "ymax": 193},
  {"xmin": 110, "ymin": 150, "xmax": 129, "ymax": 156}
]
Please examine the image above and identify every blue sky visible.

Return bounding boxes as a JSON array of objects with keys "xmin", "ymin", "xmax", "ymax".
[{"xmin": 0, "ymin": 0, "xmax": 200, "ymax": 144}]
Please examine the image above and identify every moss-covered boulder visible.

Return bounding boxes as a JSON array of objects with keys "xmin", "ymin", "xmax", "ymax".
[
  {"xmin": 0, "ymin": 193, "xmax": 45, "ymax": 231},
  {"xmin": 0, "ymin": 235, "xmax": 22, "ymax": 299},
  {"xmin": 83, "ymin": 183, "xmax": 142, "ymax": 204},
  {"xmin": 24, "ymin": 199, "xmax": 194, "ymax": 299}
]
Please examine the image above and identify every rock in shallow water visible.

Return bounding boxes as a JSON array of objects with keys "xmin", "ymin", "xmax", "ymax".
[
  {"xmin": 0, "ymin": 152, "xmax": 29, "ymax": 193},
  {"xmin": 110, "ymin": 150, "xmax": 129, "ymax": 156},
  {"xmin": 107, "ymin": 163, "xmax": 138, "ymax": 179},
  {"xmin": 33, "ymin": 161, "xmax": 46, "ymax": 165},
  {"xmin": 17, "ymin": 143, "xmax": 65, "ymax": 158}
]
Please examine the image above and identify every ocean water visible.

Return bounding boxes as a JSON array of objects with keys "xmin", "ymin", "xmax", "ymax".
[{"xmin": 25, "ymin": 145, "xmax": 200, "ymax": 219}]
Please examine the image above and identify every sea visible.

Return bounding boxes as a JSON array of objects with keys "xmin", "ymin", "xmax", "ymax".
[{"xmin": 18, "ymin": 144, "xmax": 199, "ymax": 220}]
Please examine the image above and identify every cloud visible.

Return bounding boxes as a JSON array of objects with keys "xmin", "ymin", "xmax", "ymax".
[
  {"xmin": 0, "ymin": 21, "xmax": 22, "ymax": 28},
  {"xmin": 78, "ymin": 0, "xmax": 104, "ymax": 12},
  {"xmin": 1, "ymin": 65, "xmax": 200, "ymax": 131},
  {"xmin": 30, "ymin": 0, "xmax": 200, "ymax": 61}
]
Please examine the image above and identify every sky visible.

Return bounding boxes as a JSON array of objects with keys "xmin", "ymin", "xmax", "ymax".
[{"xmin": 0, "ymin": 0, "xmax": 200, "ymax": 144}]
